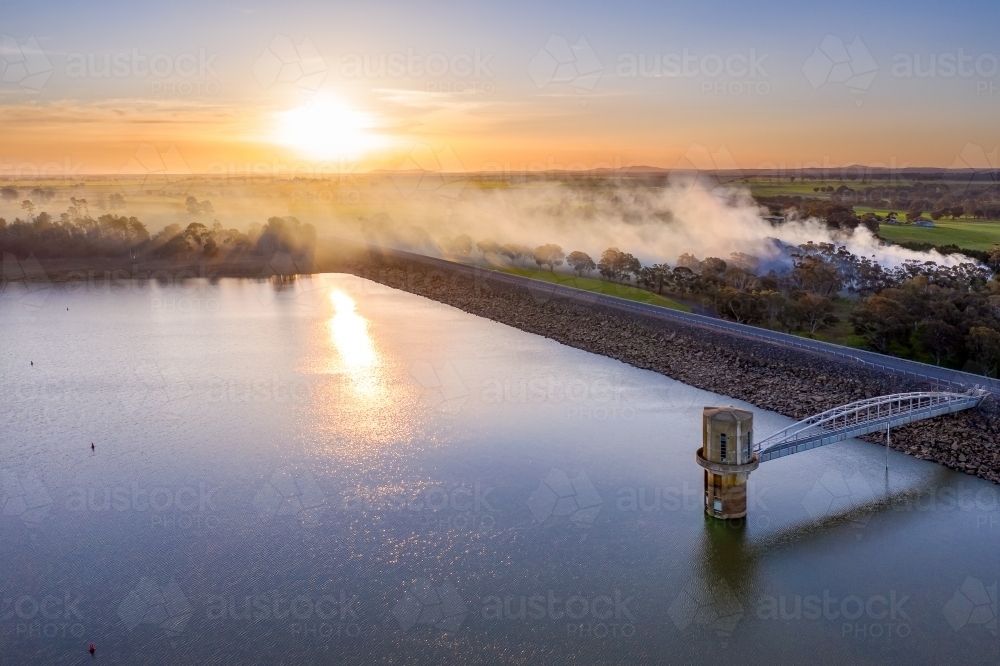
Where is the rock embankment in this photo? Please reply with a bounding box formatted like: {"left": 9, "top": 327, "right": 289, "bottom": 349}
{"left": 350, "top": 254, "right": 1000, "bottom": 484}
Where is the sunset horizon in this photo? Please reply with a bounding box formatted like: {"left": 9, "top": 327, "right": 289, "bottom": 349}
{"left": 3, "top": 1, "right": 999, "bottom": 175}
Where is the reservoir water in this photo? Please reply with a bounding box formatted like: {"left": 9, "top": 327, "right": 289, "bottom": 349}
{"left": 2, "top": 274, "right": 998, "bottom": 664}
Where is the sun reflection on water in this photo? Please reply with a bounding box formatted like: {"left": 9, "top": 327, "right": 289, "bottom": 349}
{"left": 329, "top": 290, "right": 380, "bottom": 396}
{"left": 300, "top": 284, "right": 429, "bottom": 462}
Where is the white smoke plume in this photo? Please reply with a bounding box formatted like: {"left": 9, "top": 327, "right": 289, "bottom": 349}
{"left": 426, "top": 179, "right": 970, "bottom": 271}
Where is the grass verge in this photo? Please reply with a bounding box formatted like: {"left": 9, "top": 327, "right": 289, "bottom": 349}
{"left": 494, "top": 266, "right": 692, "bottom": 312}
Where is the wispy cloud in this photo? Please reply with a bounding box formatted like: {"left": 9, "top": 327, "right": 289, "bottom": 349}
{"left": 376, "top": 88, "right": 493, "bottom": 112}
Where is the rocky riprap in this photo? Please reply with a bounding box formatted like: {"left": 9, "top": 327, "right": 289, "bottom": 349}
{"left": 349, "top": 254, "right": 1000, "bottom": 485}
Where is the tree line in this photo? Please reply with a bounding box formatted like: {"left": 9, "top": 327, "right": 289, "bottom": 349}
{"left": 460, "top": 235, "right": 1000, "bottom": 377}
{"left": 0, "top": 200, "right": 315, "bottom": 261}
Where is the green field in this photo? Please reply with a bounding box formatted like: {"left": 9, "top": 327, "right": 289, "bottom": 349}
{"left": 853, "top": 206, "right": 904, "bottom": 219}
{"left": 745, "top": 179, "right": 960, "bottom": 198}
{"left": 495, "top": 266, "right": 692, "bottom": 312}
{"left": 876, "top": 219, "right": 1000, "bottom": 251}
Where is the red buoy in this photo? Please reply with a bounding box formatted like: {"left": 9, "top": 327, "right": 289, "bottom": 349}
{"left": 88, "top": 642, "right": 96, "bottom": 655}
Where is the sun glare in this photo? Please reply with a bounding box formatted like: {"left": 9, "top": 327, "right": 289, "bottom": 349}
{"left": 274, "top": 97, "right": 385, "bottom": 160}
{"left": 328, "top": 290, "right": 381, "bottom": 398}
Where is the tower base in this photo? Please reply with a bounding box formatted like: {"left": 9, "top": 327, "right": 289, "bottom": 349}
{"left": 695, "top": 447, "right": 759, "bottom": 520}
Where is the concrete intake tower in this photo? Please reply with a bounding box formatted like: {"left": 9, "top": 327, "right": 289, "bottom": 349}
{"left": 696, "top": 406, "right": 759, "bottom": 519}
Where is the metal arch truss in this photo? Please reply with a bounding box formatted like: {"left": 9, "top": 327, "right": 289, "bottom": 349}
{"left": 755, "top": 391, "right": 988, "bottom": 463}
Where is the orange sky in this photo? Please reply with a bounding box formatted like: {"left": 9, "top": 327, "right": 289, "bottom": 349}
{"left": 2, "top": 94, "right": 995, "bottom": 178}
{"left": 2, "top": 6, "right": 998, "bottom": 179}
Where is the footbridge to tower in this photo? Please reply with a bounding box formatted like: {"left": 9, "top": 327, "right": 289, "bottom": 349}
{"left": 753, "top": 391, "right": 989, "bottom": 463}
{"left": 697, "top": 390, "right": 989, "bottom": 519}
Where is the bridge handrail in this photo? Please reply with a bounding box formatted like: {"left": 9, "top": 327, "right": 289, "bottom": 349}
{"left": 755, "top": 390, "right": 987, "bottom": 454}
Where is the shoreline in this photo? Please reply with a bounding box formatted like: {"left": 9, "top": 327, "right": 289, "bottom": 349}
{"left": 0, "top": 255, "right": 311, "bottom": 281}
{"left": 348, "top": 251, "right": 1000, "bottom": 485}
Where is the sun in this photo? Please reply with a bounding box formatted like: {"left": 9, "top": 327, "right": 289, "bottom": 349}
{"left": 273, "top": 96, "right": 386, "bottom": 161}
